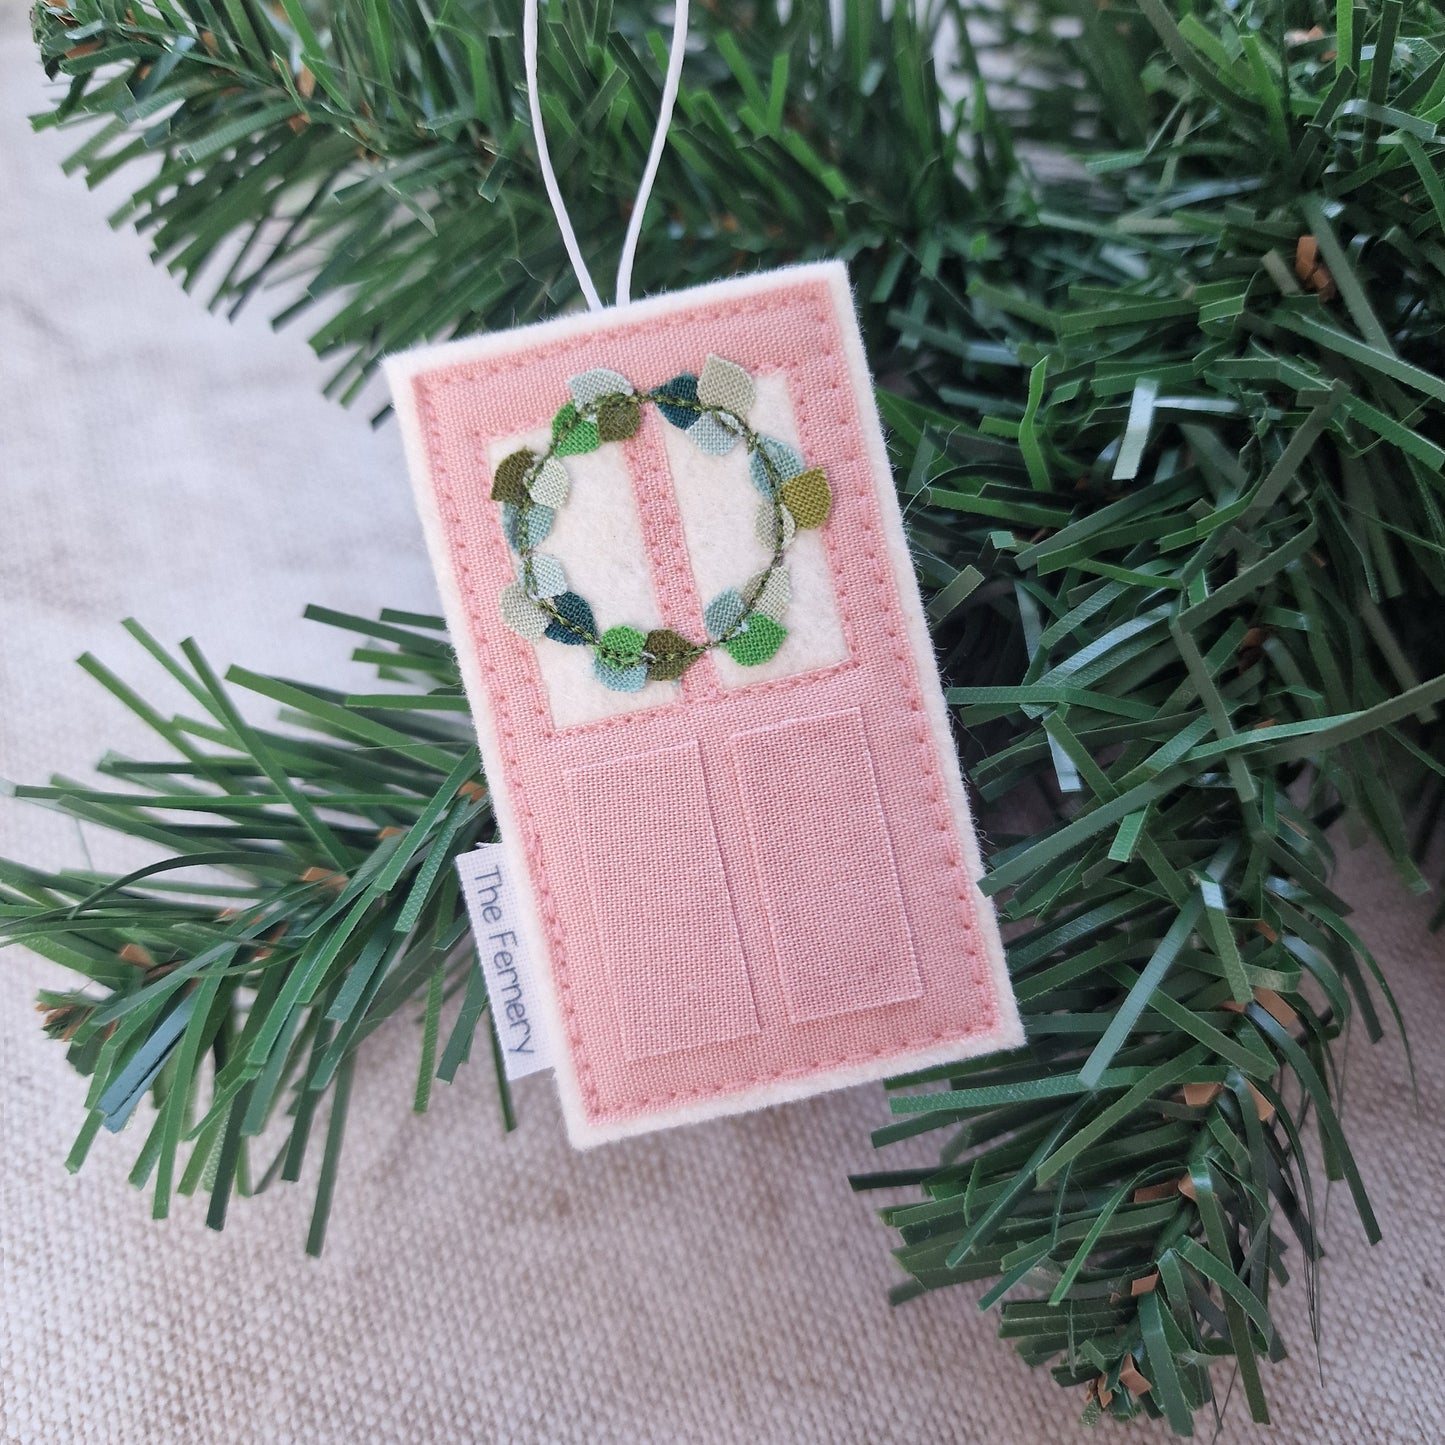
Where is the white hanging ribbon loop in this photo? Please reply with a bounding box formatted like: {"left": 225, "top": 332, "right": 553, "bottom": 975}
{"left": 523, "top": 0, "right": 689, "bottom": 311}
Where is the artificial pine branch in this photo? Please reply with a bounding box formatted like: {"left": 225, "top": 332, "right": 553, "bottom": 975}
{"left": 32, "top": 0, "right": 993, "bottom": 410}
{"left": 4, "top": 612, "right": 493, "bottom": 1255}
{"left": 10, "top": 0, "right": 1445, "bottom": 1433}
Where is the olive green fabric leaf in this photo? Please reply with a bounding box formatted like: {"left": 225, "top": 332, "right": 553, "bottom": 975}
{"left": 597, "top": 394, "right": 642, "bottom": 442}
{"left": 781, "top": 468, "right": 832, "bottom": 528}
{"left": 643, "top": 628, "right": 697, "bottom": 681}
{"left": 491, "top": 448, "right": 534, "bottom": 503}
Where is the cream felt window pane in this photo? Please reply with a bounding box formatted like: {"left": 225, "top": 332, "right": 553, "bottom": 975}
{"left": 661, "top": 372, "right": 848, "bottom": 689}
{"left": 486, "top": 429, "right": 668, "bottom": 730}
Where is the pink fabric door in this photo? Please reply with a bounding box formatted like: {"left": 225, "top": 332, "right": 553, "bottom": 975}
{"left": 397, "top": 266, "right": 1013, "bottom": 1138}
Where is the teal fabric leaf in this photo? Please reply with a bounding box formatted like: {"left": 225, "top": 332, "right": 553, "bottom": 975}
{"left": 568, "top": 367, "right": 632, "bottom": 408}
{"left": 704, "top": 588, "right": 746, "bottom": 639}
{"left": 749, "top": 436, "right": 805, "bottom": 495}
{"left": 524, "top": 553, "right": 566, "bottom": 598}
{"left": 655, "top": 373, "right": 699, "bottom": 428}
{"left": 690, "top": 412, "right": 743, "bottom": 455}
{"left": 502, "top": 501, "right": 554, "bottom": 550}
{"left": 592, "top": 654, "right": 649, "bottom": 692}
{"left": 543, "top": 591, "right": 596, "bottom": 646}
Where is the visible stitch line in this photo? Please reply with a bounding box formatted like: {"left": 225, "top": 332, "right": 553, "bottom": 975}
{"left": 498, "top": 369, "right": 815, "bottom": 689}
{"left": 586, "top": 1029, "right": 965, "bottom": 1110}
{"left": 436, "top": 293, "right": 812, "bottom": 388}
{"left": 430, "top": 299, "right": 997, "bottom": 1110}
{"left": 564, "top": 739, "right": 761, "bottom": 1061}
{"left": 547, "top": 658, "right": 859, "bottom": 740}
{"left": 728, "top": 707, "right": 923, "bottom": 1025}
{"left": 808, "top": 312, "right": 996, "bottom": 1016}
{"left": 418, "top": 281, "right": 1000, "bottom": 1118}
{"left": 624, "top": 411, "right": 718, "bottom": 707}
{"left": 419, "top": 378, "right": 600, "bottom": 1105}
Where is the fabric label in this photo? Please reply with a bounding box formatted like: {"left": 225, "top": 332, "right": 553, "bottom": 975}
{"left": 455, "top": 844, "right": 553, "bottom": 1080}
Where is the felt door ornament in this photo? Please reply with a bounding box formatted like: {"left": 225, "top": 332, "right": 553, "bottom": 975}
{"left": 387, "top": 261, "right": 1022, "bottom": 1146}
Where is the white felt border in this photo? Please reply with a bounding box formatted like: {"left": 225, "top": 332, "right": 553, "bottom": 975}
{"left": 386, "top": 261, "right": 1023, "bottom": 1149}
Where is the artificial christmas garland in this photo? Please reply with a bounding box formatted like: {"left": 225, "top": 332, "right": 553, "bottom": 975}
{"left": 7, "top": 0, "right": 1445, "bottom": 1433}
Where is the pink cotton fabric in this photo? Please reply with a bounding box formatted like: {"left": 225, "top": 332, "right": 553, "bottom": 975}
{"left": 566, "top": 740, "right": 760, "bottom": 1060}
{"left": 392, "top": 264, "right": 1017, "bottom": 1137}
{"left": 728, "top": 707, "right": 923, "bottom": 1024}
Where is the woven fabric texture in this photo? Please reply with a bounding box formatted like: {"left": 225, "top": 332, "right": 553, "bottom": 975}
{"left": 489, "top": 355, "right": 819, "bottom": 691}
{"left": 389, "top": 265, "right": 1022, "bottom": 1144}
{"left": 729, "top": 708, "right": 923, "bottom": 1022}
{"left": 565, "top": 740, "right": 760, "bottom": 1058}
{"left": 2, "top": 13, "right": 1443, "bottom": 1440}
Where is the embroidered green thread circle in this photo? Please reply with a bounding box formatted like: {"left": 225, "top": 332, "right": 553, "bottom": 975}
{"left": 492, "top": 354, "right": 833, "bottom": 693}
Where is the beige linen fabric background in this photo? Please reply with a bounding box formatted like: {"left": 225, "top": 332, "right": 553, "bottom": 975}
{"left": 2, "top": 8, "right": 1442, "bottom": 1441}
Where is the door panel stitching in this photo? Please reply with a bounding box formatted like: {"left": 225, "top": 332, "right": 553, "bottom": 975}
{"left": 415, "top": 283, "right": 998, "bottom": 1116}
